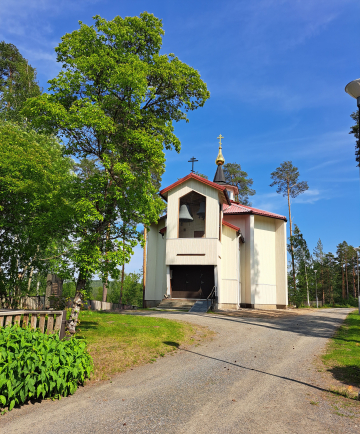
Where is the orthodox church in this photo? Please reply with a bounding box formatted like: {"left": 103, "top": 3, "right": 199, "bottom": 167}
{"left": 144, "top": 137, "right": 288, "bottom": 310}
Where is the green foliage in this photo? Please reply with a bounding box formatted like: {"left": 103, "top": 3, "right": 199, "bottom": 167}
{"left": 107, "top": 272, "right": 143, "bottom": 306}
{"left": 22, "top": 13, "right": 209, "bottom": 317}
{"left": 0, "top": 41, "right": 41, "bottom": 122}
{"left": 349, "top": 109, "right": 359, "bottom": 167}
{"left": 194, "top": 171, "right": 208, "bottom": 179}
{"left": 62, "top": 281, "right": 76, "bottom": 298}
{"left": 0, "top": 325, "right": 93, "bottom": 410}
{"left": 287, "top": 229, "right": 359, "bottom": 307}
{"left": 270, "top": 161, "right": 309, "bottom": 198}
{"left": 289, "top": 225, "right": 311, "bottom": 306}
{"left": 223, "top": 162, "right": 255, "bottom": 205}
{"left": 93, "top": 286, "right": 103, "bottom": 302}
{"left": 0, "top": 121, "right": 74, "bottom": 306}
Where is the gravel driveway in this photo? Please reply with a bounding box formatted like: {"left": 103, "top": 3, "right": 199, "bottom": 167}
{"left": 1, "top": 308, "right": 359, "bottom": 434}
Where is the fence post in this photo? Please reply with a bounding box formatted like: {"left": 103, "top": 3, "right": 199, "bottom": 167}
{"left": 59, "top": 310, "right": 67, "bottom": 340}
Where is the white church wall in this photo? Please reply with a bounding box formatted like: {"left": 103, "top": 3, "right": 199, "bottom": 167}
{"left": 253, "top": 216, "right": 276, "bottom": 306}
{"left": 275, "top": 219, "right": 288, "bottom": 307}
{"left": 166, "top": 179, "right": 220, "bottom": 240}
{"left": 219, "top": 224, "right": 239, "bottom": 306}
{"left": 145, "top": 223, "right": 158, "bottom": 302}
{"left": 166, "top": 238, "right": 218, "bottom": 265}
{"left": 145, "top": 221, "right": 167, "bottom": 305}
{"left": 222, "top": 214, "right": 250, "bottom": 305}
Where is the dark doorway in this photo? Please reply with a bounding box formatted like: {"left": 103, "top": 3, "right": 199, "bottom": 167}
{"left": 170, "top": 265, "right": 214, "bottom": 299}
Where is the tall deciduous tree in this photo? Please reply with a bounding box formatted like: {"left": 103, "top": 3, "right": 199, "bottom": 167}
{"left": 23, "top": 13, "right": 209, "bottom": 333}
{"left": 270, "top": 161, "right": 309, "bottom": 293}
{"left": 0, "top": 121, "right": 73, "bottom": 306}
{"left": 223, "top": 162, "right": 255, "bottom": 205}
{"left": 0, "top": 42, "right": 41, "bottom": 122}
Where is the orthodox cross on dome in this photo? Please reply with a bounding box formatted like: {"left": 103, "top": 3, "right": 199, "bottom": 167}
{"left": 215, "top": 134, "right": 225, "bottom": 166}
{"left": 188, "top": 156, "right": 198, "bottom": 173}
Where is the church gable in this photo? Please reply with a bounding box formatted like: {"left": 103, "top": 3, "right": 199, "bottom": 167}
{"left": 165, "top": 177, "right": 223, "bottom": 240}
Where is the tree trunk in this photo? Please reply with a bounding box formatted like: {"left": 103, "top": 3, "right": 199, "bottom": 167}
{"left": 287, "top": 186, "right": 296, "bottom": 292}
{"left": 353, "top": 266, "right": 356, "bottom": 298}
{"left": 67, "top": 273, "right": 86, "bottom": 335}
{"left": 342, "top": 263, "right": 345, "bottom": 299}
{"left": 327, "top": 267, "right": 330, "bottom": 304}
{"left": 320, "top": 264, "right": 324, "bottom": 304}
{"left": 304, "top": 263, "right": 310, "bottom": 306}
{"left": 143, "top": 227, "right": 147, "bottom": 308}
{"left": 102, "top": 223, "right": 110, "bottom": 303}
{"left": 119, "top": 263, "right": 125, "bottom": 307}
{"left": 102, "top": 279, "right": 108, "bottom": 303}
{"left": 27, "top": 266, "right": 34, "bottom": 292}
{"left": 345, "top": 255, "right": 349, "bottom": 299}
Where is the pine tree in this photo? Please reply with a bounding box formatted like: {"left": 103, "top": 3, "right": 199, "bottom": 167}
{"left": 223, "top": 162, "right": 255, "bottom": 205}
{"left": 270, "top": 161, "right": 309, "bottom": 294}
{"left": 290, "top": 225, "right": 311, "bottom": 306}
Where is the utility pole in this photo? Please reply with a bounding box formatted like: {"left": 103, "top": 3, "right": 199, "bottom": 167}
{"left": 314, "top": 269, "right": 318, "bottom": 308}
{"left": 355, "top": 247, "right": 360, "bottom": 314}
{"left": 302, "top": 248, "right": 310, "bottom": 307}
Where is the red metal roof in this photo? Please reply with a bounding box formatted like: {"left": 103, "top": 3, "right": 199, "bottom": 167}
{"left": 160, "top": 173, "right": 231, "bottom": 205}
{"left": 223, "top": 201, "right": 287, "bottom": 221}
{"left": 222, "top": 219, "right": 240, "bottom": 232}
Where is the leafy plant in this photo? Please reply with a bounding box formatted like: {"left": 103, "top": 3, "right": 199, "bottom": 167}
{"left": 0, "top": 325, "right": 93, "bottom": 410}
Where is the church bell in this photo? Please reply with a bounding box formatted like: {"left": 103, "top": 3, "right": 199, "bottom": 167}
{"left": 179, "top": 204, "right": 193, "bottom": 222}
{"left": 197, "top": 201, "right": 206, "bottom": 219}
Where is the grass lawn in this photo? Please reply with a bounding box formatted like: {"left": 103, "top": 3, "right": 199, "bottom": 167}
{"left": 76, "top": 310, "right": 211, "bottom": 382}
{"left": 322, "top": 310, "right": 360, "bottom": 389}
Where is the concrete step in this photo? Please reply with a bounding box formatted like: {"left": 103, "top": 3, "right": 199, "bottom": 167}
{"left": 157, "top": 299, "right": 197, "bottom": 310}
{"left": 189, "top": 299, "right": 212, "bottom": 313}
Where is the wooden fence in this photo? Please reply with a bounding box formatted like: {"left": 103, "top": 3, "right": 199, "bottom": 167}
{"left": 0, "top": 310, "right": 67, "bottom": 339}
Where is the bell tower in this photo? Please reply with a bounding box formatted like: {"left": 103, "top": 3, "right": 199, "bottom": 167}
{"left": 213, "top": 134, "right": 238, "bottom": 201}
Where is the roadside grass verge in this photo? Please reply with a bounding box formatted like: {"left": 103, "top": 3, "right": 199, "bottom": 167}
{"left": 76, "top": 311, "right": 211, "bottom": 381}
{"left": 322, "top": 310, "right": 360, "bottom": 391}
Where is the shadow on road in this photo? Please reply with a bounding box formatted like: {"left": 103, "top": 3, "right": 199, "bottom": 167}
{"left": 162, "top": 340, "right": 328, "bottom": 394}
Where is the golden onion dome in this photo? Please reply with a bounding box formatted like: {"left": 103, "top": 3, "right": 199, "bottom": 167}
{"left": 215, "top": 134, "right": 225, "bottom": 166}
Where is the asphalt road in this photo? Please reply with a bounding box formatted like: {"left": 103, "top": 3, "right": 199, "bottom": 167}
{"left": 1, "top": 308, "right": 359, "bottom": 434}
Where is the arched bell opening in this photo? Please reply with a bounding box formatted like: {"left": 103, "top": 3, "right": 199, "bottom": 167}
{"left": 178, "top": 191, "right": 206, "bottom": 239}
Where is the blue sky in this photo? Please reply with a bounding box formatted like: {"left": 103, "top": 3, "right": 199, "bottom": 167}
{"left": 1, "top": 0, "right": 359, "bottom": 273}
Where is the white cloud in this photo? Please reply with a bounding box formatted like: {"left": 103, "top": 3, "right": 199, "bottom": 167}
{"left": 292, "top": 189, "right": 322, "bottom": 204}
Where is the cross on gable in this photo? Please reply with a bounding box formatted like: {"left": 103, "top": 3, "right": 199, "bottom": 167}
{"left": 188, "top": 156, "right": 198, "bottom": 173}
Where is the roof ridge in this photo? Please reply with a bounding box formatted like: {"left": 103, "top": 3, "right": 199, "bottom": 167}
{"left": 230, "top": 200, "right": 284, "bottom": 217}
{"left": 160, "top": 172, "right": 231, "bottom": 205}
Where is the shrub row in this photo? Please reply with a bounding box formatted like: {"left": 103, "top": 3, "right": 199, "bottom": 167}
{"left": 0, "top": 325, "right": 93, "bottom": 410}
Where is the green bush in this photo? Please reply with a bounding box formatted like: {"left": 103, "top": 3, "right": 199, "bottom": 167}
{"left": 0, "top": 325, "right": 93, "bottom": 410}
